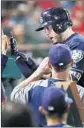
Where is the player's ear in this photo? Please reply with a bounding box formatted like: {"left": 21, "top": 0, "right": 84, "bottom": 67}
{"left": 48, "top": 60, "right": 52, "bottom": 69}
{"left": 39, "top": 106, "right": 47, "bottom": 116}
{"left": 71, "top": 59, "right": 73, "bottom": 67}
{"left": 65, "top": 104, "right": 71, "bottom": 112}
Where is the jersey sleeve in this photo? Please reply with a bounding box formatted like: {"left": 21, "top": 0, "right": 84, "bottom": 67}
{"left": 10, "top": 80, "right": 44, "bottom": 104}
{"left": 10, "top": 84, "right": 31, "bottom": 104}
{"left": 70, "top": 49, "right": 84, "bottom": 81}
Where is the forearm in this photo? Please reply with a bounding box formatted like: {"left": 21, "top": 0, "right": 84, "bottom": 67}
{"left": 11, "top": 68, "right": 43, "bottom": 101}
{"left": 16, "top": 68, "right": 43, "bottom": 88}
{"left": 11, "top": 57, "right": 50, "bottom": 101}
{"left": 11, "top": 57, "right": 50, "bottom": 97}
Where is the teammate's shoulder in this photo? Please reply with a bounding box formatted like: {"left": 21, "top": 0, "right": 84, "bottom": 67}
{"left": 75, "top": 34, "right": 84, "bottom": 43}
{"left": 69, "top": 33, "right": 84, "bottom": 50}
{"left": 31, "top": 78, "right": 57, "bottom": 88}
{"left": 30, "top": 79, "right": 49, "bottom": 88}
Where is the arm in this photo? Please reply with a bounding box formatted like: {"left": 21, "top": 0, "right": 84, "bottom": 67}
{"left": 70, "top": 49, "right": 84, "bottom": 87}
{"left": 13, "top": 57, "right": 51, "bottom": 88}
{"left": 11, "top": 57, "right": 51, "bottom": 101}
{"left": 76, "top": 85, "right": 84, "bottom": 105}
{"left": 10, "top": 67, "right": 43, "bottom": 102}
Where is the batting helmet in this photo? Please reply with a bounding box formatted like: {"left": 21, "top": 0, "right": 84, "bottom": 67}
{"left": 36, "top": 7, "right": 73, "bottom": 34}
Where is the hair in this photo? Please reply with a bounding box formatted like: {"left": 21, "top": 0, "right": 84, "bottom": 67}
{"left": 52, "top": 64, "right": 70, "bottom": 72}
{"left": 1, "top": 101, "right": 36, "bottom": 127}
{"left": 47, "top": 112, "right": 65, "bottom": 119}
{"left": 46, "top": 104, "right": 68, "bottom": 119}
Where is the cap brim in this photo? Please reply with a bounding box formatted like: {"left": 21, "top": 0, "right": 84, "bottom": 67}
{"left": 35, "top": 26, "right": 44, "bottom": 31}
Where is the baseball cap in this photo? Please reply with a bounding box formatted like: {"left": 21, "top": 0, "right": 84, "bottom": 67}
{"left": 49, "top": 44, "right": 72, "bottom": 68}
{"left": 36, "top": 7, "right": 71, "bottom": 31}
{"left": 42, "top": 86, "right": 73, "bottom": 114}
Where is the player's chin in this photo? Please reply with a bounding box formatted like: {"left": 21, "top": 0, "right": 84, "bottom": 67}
{"left": 49, "top": 38, "right": 56, "bottom": 44}
{"left": 52, "top": 40, "right": 58, "bottom": 44}
{"left": 51, "top": 38, "right": 58, "bottom": 44}
{"left": 53, "top": 41, "right": 58, "bottom": 44}
{"left": 48, "top": 37, "right": 58, "bottom": 44}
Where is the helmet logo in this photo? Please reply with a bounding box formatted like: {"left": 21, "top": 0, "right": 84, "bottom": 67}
{"left": 43, "top": 11, "right": 48, "bottom": 15}
{"left": 40, "top": 16, "right": 43, "bottom": 24}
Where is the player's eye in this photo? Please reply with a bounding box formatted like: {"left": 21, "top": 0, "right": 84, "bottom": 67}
{"left": 45, "top": 25, "right": 52, "bottom": 30}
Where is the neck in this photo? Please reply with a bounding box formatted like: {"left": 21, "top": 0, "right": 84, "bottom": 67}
{"left": 52, "top": 70, "right": 69, "bottom": 81}
{"left": 62, "top": 27, "right": 75, "bottom": 42}
{"left": 46, "top": 117, "right": 63, "bottom": 126}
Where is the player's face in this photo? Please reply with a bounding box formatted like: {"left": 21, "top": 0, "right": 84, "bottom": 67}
{"left": 44, "top": 26, "right": 62, "bottom": 44}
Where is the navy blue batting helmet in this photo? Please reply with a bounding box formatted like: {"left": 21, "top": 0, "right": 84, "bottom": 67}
{"left": 36, "top": 7, "right": 73, "bottom": 34}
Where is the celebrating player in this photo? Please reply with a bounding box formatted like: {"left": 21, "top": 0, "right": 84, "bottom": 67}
{"left": 36, "top": 7, "right": 84, "bottom": 87}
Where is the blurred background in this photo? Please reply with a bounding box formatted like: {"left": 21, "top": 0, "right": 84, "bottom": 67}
{"left": 1, "top": 0, "right": 84, "bottom": 97}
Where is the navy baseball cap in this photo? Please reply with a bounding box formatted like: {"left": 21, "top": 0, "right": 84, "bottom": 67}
{"left": 49, "top": 44, "right": 72, "bottom": 68}
{"left": 42, "top": 86, "right": 73, "bottom": 113}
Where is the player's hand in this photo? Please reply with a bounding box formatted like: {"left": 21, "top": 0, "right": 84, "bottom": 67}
{"left": 36, "top": 57, "right": 51, "bottom": 76}
{"left": 2, "top": 34, "right": 9, "bottom": 55}
{"left": 42, "top": 73, "right": 51, "bottom": 79}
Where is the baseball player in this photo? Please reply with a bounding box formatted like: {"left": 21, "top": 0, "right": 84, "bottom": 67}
{"left": 39, "top": 86, "right": 73, "bottom": 127}
{"left": 36, "top": 7, "right": 84, "bottom": 87}
{"left": 11, "top": 44, "right": 84, "bottom": 126}
{"left": 2, "top": 7, "right": 84, "bottom": 86}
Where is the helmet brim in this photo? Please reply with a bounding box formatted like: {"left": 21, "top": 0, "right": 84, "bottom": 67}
{"left": 35, "top": 22, "right": 50, "bottom": 31}
{"left": 35, "top": 26, "right": 44, "bottom": 31}
{"left": 35, "top": 21, "right": 53, "bottom": 31}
